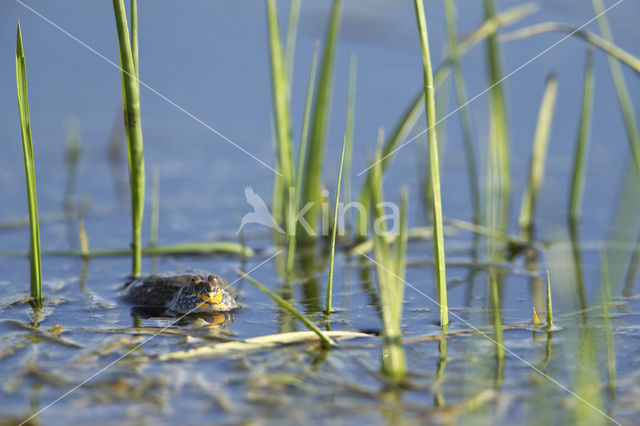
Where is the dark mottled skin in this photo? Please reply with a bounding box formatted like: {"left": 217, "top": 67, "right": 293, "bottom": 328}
{"left": 123, "top": 270, "right": 238, "bottom": 314}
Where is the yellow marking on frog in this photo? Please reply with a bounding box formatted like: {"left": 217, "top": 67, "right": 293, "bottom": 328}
{"left": 197, "top": 291, "right": 223, "bottom": 305}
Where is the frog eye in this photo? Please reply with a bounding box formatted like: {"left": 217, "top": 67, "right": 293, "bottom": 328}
{"left": 190, "top": 276, "right": 201, "bottom": 285}
{"left": 207, "top": 275, "right": 218, "bottom": 284}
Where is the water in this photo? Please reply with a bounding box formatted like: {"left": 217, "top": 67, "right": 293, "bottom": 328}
{"left": 1, "top": 0, "right": 640, "bottom": 424}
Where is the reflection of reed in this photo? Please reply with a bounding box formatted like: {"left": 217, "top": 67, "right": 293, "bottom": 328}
{"left": 106, "top": 106, "right": 128, "bottom": 206}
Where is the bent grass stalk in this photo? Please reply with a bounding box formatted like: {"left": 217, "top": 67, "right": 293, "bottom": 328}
{"left": 298, "top": 0, "right": 342, "bottom": 245}
{"left": 16, "top": 22, "right": 42, "bottom": 304}
{"left": 112, "top": 0, "right": 145, "bottom": 277}
{"left": 518, "top": 75, "right": 558, "bottom": 233}
{"left": 501, "top": 23, "right": 640, "bottom": 75}
{"left": 591, "top": 0, "right": 640, "bottom": 175}
{"left": 569, "top": 48, "right": 594, "bottom": 223}
{"left": 325, "top": 135, "right": 347, "bottom": 315}
{"left": 355, "top": 2, "right": 534, "bottom": 239}
{"left": 237, "top": 269, "right": 335, "bottom": 348}
{"left": 413, "top": 0, "right": 448, "bottom": 327}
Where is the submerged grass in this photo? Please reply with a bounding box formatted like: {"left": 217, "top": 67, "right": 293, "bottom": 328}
{"left": 546, "top": 270, "right": 553, "bottom": 328}
{"left": 518, "top": 75, "right": 558, "bottom": 233}
{"left": 16, "top": 22, "right": 42, "bottom": 304}
{"left": 568, "top": 48, "right": 594, "bottom": 223}
{"left": 368, "top": 151, "right": 408, "bottom": 379}
{"left": 414, "top": 0, "right": 448, "bottom": 327}
{"left": 237, "top": 269, "right": 336, "bottom": 348}
{"left": 112, "top": 0, "right": 145, "bottom": 276}
{"left": 298, "top": 0, "right": 342, "bottom": 244}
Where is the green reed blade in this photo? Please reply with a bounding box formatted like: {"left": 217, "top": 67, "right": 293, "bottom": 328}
{"left": 112, "top": 0, "right": 145, "bottom": 276}
{"left": 298, "top": 0, "right": 342, "bottom": 244}
{"left": 501, "top": 23, "right": 640, "bottom": 75}
{"left": 267, "top": 0, "right": 295, "bottom": 233}
{"left": 458, "top": 2, "right": 537, "bottom": 55}
{"left": 424, "top": 60, "right": 451, "bottom": 213}
{"left": 237, "top": 269, "right": 336, "bottom": 348}
{"left": 343, "top": 55, "right": 357, "bottom": 220}
{"left": 286, "top": 44, "right": 319, "bottom": 273}
{"left": 591, "top": 0, "right": 640, "bottom": 175}
{"left": 569, "top": 48, "right": 594, "bottom": 223}
{"left": 518, "top": 75, "right": 558, "bottom": 233}
{"left": 16, "top": 22, "right": 42, "bottom": 303}
{"left": 545, "top": 270, "right": 553, "bottom": 328}
{"left": 130, "top": 0, "right": 138, "bottom": 75}
{"left": 325, "top": 134, "right": 347, "bottom": 314}
{"left": 355, "top": 2, "right": 534, "bottom": 240}
{"left": 394, "top": 188, "right": 409, "bottom": 283}
{"left": 414, "top": 0, "right": 448, "bottom": 327}
{"left": 284, "top": 0, "right": 301, "bottom": 82}
{"left": 444, "top": 0, "right": 481, "bottom": 225}
{"left": 484, "top": 0, "right": 511, "bottom": 237}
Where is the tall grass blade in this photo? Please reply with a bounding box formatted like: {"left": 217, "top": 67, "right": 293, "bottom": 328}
{"left": 325, "top": 134, "right": 347, "bottom": 314}
{"left": 298, "top": 0, "right": 342, "bottom": 244}
{"left": 355, "top": 2, "right": 535, "bottom": 239}
{"left": 266, "top": 0, "right": 295, "bottom": 196}
{"left": 112, "top": 0, "right": 145, "bottom": 276}
{"left": 16, "top": 22, "right": 42, "bottom": 304}
{"left": 343, "top": 54, "right": 357, "bottom": 228}
{"left": 284, "top": 0, "right": 301, "bottom": 82}
{"left": 130, "top": 0, "right": 138, "bottom": 75}
{"left": 413, "top": 0, "right": 448, "bottom": 327}
{"left": 569, "top": 48, "right": 594, "bottom": 223}
{"left": 237, "top": 269, "right": 336, "bottom": 348}
{"left": 592, "top": 0, "right": 640, "bottom": 174}
{"left": 484, "top": 0, "right": 511, "bottom": 236}
{"left": 518, "top": 75, "right": 558, "bottom": 233}
{"left": 286, "top": 44, "right": 319, "bottom": 273}
{"left": 443, "top": 0, "right": 481, "bottom": 225}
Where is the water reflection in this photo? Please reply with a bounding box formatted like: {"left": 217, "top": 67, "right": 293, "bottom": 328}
{"left": 130, "top": 307, "right": 235, "bottom": 329}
